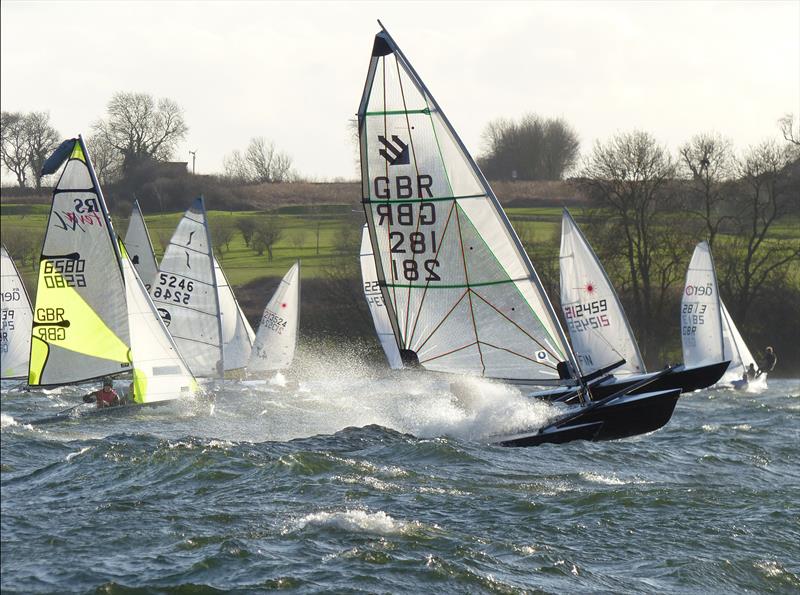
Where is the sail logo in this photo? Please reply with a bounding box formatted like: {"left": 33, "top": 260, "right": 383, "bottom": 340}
{"left": 685, "top": 284, "right": 713, "bottom": 296}
{"left": 157, "top": 308, "right": 172, "bottom": 327}
{"left": 53, "top": 210, "right": 105, "bottom": 232}
{"left": 378, "top": 135, "right": 409, "bottom": 165}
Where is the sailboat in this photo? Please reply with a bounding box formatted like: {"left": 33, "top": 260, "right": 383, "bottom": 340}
{"left": 682, "top": 242, "right": 765, "bottom": 391}
{"left": 247, "top": 261, "right": 300, "bottom": 374}
{"left": 150, "top": 197, "right": 224, "bottom": 378}
{"left": 1, "top": 245, "right": 33, "bottom": 380}
{"left": 359, "top": 225, "right": 402, "bottom": 369}
{"left": 560, "top": 208, "right": 646, "bottom": 377}
{"left": 125, "top": 199, "right": 159, "bottom": 290}
{"left": 26, "top": 136, "right": 197, "bottom": 421}
{"left": 214, "top": 256, "right": 256, "bottom": 376}
{"left": 357, "top": 24, "right": 688, "bottom": 446}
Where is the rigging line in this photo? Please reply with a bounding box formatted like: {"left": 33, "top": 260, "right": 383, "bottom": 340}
{"left": 414, "top": 289, "right": 470, "bottom": 353}
{"left": 395, "top": 54, "right": 419, "bottom": 345}
{"left": 456, "top": 206, "right": 485, "bottom": 375}
{"left": 470, "top": 288, "right": 562, "bottom": 362}
{"left": 407, "top": 201, "right": 457, "bottom": 346}
{"left": 477, "top": 340, "right": 559, "bottom": 371}
{"left": 419, "top": 340, "right": 478, "bottom": 364}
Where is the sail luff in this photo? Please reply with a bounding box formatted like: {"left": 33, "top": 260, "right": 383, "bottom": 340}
{"left": 125, "top": 199, "right": 159, "bottom": 289}
{"left": 206, "top": 210, "right": 225, "bottom": 377}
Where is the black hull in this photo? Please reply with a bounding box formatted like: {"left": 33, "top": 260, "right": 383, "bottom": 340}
{"left": 496, "top": 388, "right": 681, "bottom": 447}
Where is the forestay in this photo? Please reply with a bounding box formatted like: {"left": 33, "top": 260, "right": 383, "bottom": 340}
{"left": 1, "top": 245, "right": 33, "bottom": 379}
{"left": 360, "top": 225, "right": 403, "bottom": 369}
{"left": 29, "top": 137, "right": 131, "bottom": 386}
{"left": 124, "top": 199, "right": 159, "bottom": 290}
{"left": 214, "top": 257, "right": 255, "bottom": 372}
{"left": 151, "top": 197, "right": 223, "bottom": 377}
{"left": 559, "top": 209, "right": 645, "bottom": 376}
{"left": 120, "top": 241, "right": 198, "bottom": 403}
{"left": 358, "top": 26, "right": 575, "bottom": 382}
{"left": 248, "top": 262, "right": 300, "bottom": 373}
{"left": 681, "top": 241, "right": 724, "bottom": 368}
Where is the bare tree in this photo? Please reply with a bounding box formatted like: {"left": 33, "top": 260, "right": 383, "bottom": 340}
{"left": 24, "top": 112, "right": 60, "bottom": 190}
{"left": 223, "top": 149, "right": 250, "bottom": 183}
{"left": 289, "top": 229, "right": 307, "bottom": 252}
{"left": 718, "top": 140, "right": 800, "bottom": 324}
{"left": 478, "top": 114, "right": 580, "bottom": 180}
{"left": 678, "top": 133, "right": 736, "bottom": 250}
{"left": 223, "top": 137, "right": 294, "bottom": 183}
{"left": 211, "top": 218, "right": 236, "bottom": 255}
{"left": 778, "top": 113, "right": 799, "bottom": 147}
{"left": 93, "top": 91, "right": 188, "bottom": 173}
{"left": 578, "top": 131, "right": 678, "bottom": 358}
{"left": 85, "top": 133, "right": 122, "bottom": 186}
{"left": 1, "top": 111, "right": 30, "bottom": 187}
{"left": 251, "top": 216, "right": 283, "bottom": 261}
{"left": 236, "top": 217, "right": 257, "bottom": 247}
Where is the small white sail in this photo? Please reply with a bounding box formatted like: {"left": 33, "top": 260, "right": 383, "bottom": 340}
{"left": 681, "top": 242, "right": 724, "bottom": 368}
{"left": 360, "top": 225, "right": 403, "bottom": 369}
{"left": 559, "top": 209, "right": 645, "bottom": 376}
{"left": 248, "top": 262, "right": 300, "bottom": 372}
{"left": 29, "top": 137, "right": 132, "bottom": 386}
{"left": 720, "top": 300, "right": 761, "bottom": 383}
{"left": 357, "top": 27, "right": 576, "bottom": 382}
{"left": 151, "top": 197, "right": 223, "bottom": 378}
{"left": 214, "top": 256, "right": 255, "bottom": 372}
{"left": 1, "top": 245, "right": 33, "bottom": 379}
{"left": 120, "top": 241, "right": 198, "bottom": 403}
{"left": 124, "top": 199, "right": 159, "bottom": 290}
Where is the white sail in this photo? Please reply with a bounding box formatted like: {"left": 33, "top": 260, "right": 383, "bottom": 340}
{"left": 360, "top": 225, "right": 403, "bottom": 369}
{"left": 29, "top": 137, "right": 132, "bottom": 386}
{"left": 720, "top": 300, "right": 759, "bottom": 381}
{"left": 1, "top": 245, "right": 33, "bottom": 379}
{"left": 357, "top": 27, "right": 576, "bottom": 382}
{"left": 120, "top": 241, "right": 198, "bottom": 403}
{"left": 214, "top": 256, "right": 255, "bottom": 372}
{"left": 248, "top": 262, "right": 300, "bottom": 372}
{"left": 151, "top": 197, "right": 223, "bottom": 378}
{"left": 681, "top": 241, "right": 724, "bottom": 368}
{"left": 124, "top": 199, "right": 159, "bottom": 290}
{"left": 559, "top": 209, "right": 645, "bottom": 376}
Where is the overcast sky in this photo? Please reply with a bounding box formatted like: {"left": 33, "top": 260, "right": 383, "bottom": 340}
{"left": 2, "top": 1, "right": 798, "bottom": 182}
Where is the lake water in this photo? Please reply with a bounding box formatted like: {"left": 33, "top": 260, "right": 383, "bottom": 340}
{"left": 2, "top": 350, "right": 798, "bottom": 594}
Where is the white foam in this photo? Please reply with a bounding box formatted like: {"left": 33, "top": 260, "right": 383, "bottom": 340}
{"left": 66, "top": 447, "right": 91, "bottom": 462}
{"left": 288, "top": 509, "right": 415, "bottom": 535}
{"left": 1, "top": 413, "right": 17, "bottom": 428}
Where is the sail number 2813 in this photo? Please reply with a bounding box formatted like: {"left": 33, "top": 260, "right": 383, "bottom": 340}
{"left": 375, "top": 202, "right": 441, "bottom": 282}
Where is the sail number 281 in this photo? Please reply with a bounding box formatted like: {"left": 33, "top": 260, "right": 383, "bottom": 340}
{"left": 376, "top": 202, "right": 441, "bottom": 282}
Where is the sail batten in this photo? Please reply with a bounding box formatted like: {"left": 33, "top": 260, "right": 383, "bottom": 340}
{"left": 358, "top": 27, "right": 575, "bottom": 381}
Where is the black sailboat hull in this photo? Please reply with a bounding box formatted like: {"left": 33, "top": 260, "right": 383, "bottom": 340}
{"left": 26, "top": 400, "right": 177, "bottom": 426}
{"left": 496, "top": 388, "right": 681, "bottom": 447}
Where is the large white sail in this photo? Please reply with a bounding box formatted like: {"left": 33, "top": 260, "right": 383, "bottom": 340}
{"left": 1, "top": 245, "right": 33, "bottom": 379}
{"left": 681, "top": 241, "right": 724, "bottom": 368}
{"left": 720, "top": 300, "right": 759, "bottom": 382}
{"left": 559, "top": 209, "right": 645, "bottom": 376}
{"left": 248, "top": 262, "right": 300, "bottom": 373}
{"left": 125, "top": 199, "right": 159, "bottom": 290}
{"left": 151, "top": 197, "right": 223, "bottom": 378}
{"left": 357, "top": 27, "right": 576, "bottom": 382}
{"left": 214, "top": 256, "right": 255, "bottom": 372}
{"left": 360, "top": 225, "right": 403, "bottom": 369}
{"left": 120, "top": 241, "right": 198, "bottom": 403}
{"left": 29, "top": 137, "right": 132, "bottom": 386}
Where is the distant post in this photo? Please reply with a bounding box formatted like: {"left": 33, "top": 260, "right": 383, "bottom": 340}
{"left": 189, "top": 150, "right": 196, "bottom": 174}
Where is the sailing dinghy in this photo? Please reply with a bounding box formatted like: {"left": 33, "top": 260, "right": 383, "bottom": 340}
{"left": 25, "top": 136, "right": 198, "bottom": 424}
{"left": 247, "top": 261, "right": 300, "bottom": 375}
{"left": 681, "top": 242, "right": 765, "bottom": 391}
{"left": 357, "top": 24, "right": 685, "bottom": 446}
{"left": 1, "top": 245, "right": 33, "bottom": 380}
{"left": 214, "top": 256, "right": 256, "bottom": 376}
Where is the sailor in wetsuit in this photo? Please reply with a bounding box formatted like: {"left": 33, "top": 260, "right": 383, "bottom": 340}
{"left": 83, "top": 378, "right": 121, "bottom": 408}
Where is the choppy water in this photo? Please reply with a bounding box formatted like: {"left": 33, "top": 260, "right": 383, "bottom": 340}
{"left": 2, "top": 349, "right": 799, "bottom": 594}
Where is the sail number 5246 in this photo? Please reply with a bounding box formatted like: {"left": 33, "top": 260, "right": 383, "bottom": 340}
{"left": 153, "top": 273, "right": 194, "bottom": 305}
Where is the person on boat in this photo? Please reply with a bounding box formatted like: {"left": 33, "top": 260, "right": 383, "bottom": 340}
{"left": 82, "top": 378, "right": 121, "bottom": 408}
{"left": 762, "top": 346, "right": 777, "bottom": 373}
{"left": 746, "top": 363, "right": 757, "bottom": 381}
